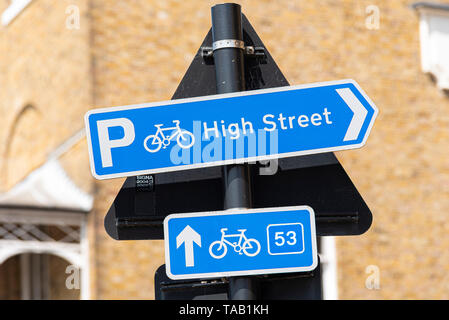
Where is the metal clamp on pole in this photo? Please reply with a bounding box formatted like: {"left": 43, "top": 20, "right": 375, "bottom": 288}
{"left": 212, "top": 39, "right": 245, "bottom": 51}
{"left": 211, "top": 3, "right": 258, "bottom": 300}
{"left": 201, "top": 44, "right": 265, "bottom": 59}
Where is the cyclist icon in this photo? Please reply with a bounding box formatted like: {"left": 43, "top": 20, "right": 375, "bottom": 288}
{"left": 143, "top": 120, "right": 195, "bottom": 153}
{"left": 209, "top": 228, "right": 261, "bottom": 259}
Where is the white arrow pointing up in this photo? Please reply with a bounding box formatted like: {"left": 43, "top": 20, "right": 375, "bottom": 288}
{"left": 336, "top": 88, "right": 368, "bottom": 142}
{"left": 176, "top": 225, "right": 201, "bottom": 267}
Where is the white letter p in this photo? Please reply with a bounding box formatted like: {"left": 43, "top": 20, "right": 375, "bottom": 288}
{"left": 97, "top": 118, "right": 135, "bottom": 167}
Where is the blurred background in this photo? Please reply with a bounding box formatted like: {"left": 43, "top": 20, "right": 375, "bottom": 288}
{"left": 0, "top": 0, "right": 448, "bottom": 299}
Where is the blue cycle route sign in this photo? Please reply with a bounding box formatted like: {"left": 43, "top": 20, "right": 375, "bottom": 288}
{"left": 163, "top": 206, "right": 317, "bottom": 280}
{"left": 85, "top": 79, "right": 378, "bottom": 179}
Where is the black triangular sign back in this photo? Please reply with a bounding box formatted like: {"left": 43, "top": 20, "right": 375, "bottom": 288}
{"left": 104, "top": 14, "right": 372, "bottom": 240}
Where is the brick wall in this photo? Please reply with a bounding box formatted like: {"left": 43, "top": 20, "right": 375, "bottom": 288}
{"left": 90, "top": 0, "right": 449, "bottom": 299}
{"left": 0, "top": 0, "right": 93, "bottom": 298}
{"left": 0, "top": 0, "right": 92, "bottom": 190}
{"left": 1, "top": 0, "right": 448, "bottom": 299}
{"left": 335, "top": 0, "right": 449, "bottom": 299}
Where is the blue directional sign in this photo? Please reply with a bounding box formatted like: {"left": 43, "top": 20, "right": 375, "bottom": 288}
{"left": 85, "top": 79, "right": 378, "bottom": 179}
{"left": 163, "top": 206, "right": 317, "bottom": 280}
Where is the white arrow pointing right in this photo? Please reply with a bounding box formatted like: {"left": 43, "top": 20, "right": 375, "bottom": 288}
{"left": 176, "top": 225, "right": 202, "bottom": 267}
{"left": 336, "top": 88, "right": 368, "bottom": 142}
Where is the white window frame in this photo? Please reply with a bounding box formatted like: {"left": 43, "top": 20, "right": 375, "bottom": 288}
{"left": 1, "top": 0, "right": 33, "bottom": 26}
{"left": 413, "top": 2, "right": 449, "bottom": 90}
{"left": 319, "top": 236, "right": 338, "bottom": 300}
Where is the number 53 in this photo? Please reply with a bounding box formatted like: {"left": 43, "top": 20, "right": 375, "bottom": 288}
{"left": 274, "top": 231, "right": 297, "bottom": 246}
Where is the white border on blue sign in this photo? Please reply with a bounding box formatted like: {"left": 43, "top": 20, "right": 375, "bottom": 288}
{"left": 163, "top": 205, "right": 318, "bottom": 280}
{"left": 85, "top": 79, "right": 379, "bottom": 180}
{"left": 266, "top": 222, "right": 305, "bottom": 255}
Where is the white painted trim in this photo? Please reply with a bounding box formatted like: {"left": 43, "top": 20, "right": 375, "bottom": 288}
{"left": 415, "top": 7, "right": 449, "bottom": 90}
{"left": 79, "top": 221, "right": 90, "bottom": 300}
{"left": 31, "top": 253, "right": 41, "bottom": 299}
{"left": 320, "top": 236, "right": 338, "bottom": 300}
{"left": 47, "top": 129, "right": 86, "bottom": 161}
{"left": 1, "top": 0, "right": 33, "bottom": 26}
{"left": 419, "top": 12, "right": 431, "bottom": 73}
{"left": 20, "top": 253, "right": 31, "bottom": 300}
{"left": 0, "top": 208, "right": 86, "bottom": 226}
{"left": 267, "top": 223, "right": 305, "bottom": 255}
{"left": 0, "top": 159, "right": 94, "bottom": 211}
{"left": 0, "top": 240, "right": 81, "bottom": 266}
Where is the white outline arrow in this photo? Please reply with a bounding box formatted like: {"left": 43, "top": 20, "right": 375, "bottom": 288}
{"left": 176, "top": 225, "right": 201, "bottom": 267}
{"left": 336, "top": 88, "right": 368, "bottom": 142}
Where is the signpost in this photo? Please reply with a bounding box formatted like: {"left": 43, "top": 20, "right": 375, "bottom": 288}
{"left": 210, "top": 3, "right": 255, "bottom": 300}
{"left": 164, "top": 206, "right": 317, "bottom": 280}
{"left": 85, "top": 80, "right": 377, "bottom": 180}
{"left": 84, "top": 2, "right": 379, "bottom": 300}
{"left": 104, "top": 12, "right": 374, "bottom": 241}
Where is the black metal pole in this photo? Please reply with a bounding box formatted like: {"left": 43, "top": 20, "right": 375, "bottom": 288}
{"left": 211, "top": 3, "right": 258, "bottom": 300}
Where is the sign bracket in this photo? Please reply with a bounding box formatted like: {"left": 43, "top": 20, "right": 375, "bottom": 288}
{"left": 201, "top": 45, "right": 265, "bottom": 59}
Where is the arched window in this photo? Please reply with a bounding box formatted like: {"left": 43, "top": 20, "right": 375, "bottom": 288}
{"left": 3, "top": 104, "right": 49, "bottom": 189}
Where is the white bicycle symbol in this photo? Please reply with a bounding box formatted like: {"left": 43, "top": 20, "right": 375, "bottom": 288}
{"left": 143, "top": 120, "right": 195, "bottom": 153}
{"left": 209, "top": 228, "right": 261, "bottom": 259}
